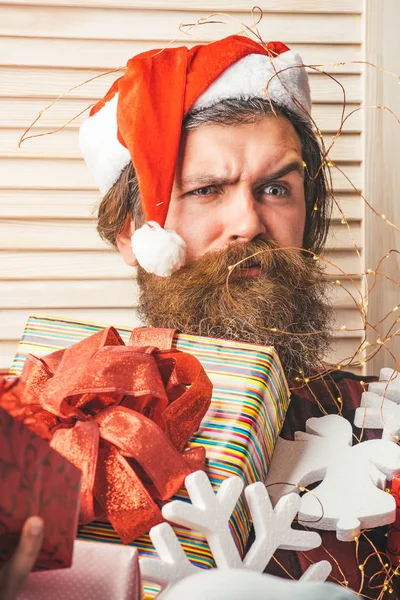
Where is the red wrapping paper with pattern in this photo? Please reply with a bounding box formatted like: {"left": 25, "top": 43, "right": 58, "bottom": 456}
{"left": 387, "top": 476, "right": 400, "bottom": 566}
{"left": 0, "top": 406, "right": 81, "bottom": 570}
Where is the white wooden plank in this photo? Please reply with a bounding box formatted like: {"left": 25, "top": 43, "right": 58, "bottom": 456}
{"left": 321, "top": 133, "right": 361, "bottom": 162}
{"left": 0, "top": 280, "right": 139, "bottom": 308}
{"left": 0, "top": 189, "right": 364, "bottom": 221}
{"left": 0, "top": 248, "right": 363, "bottom": 279}
{"left": 0, "top": 6, "right": 362, "bottom": 44}
{"left": 0, "top": 37, "right": 363, "bottom": 72}
{"left": 0, "top": 341, "right": 21, "bottom": 371}
{"left": 311, "top": 106, "right": 362, "bottom": 133}
{"left": 0, "top": 189, "right": 100, "bottom": 218}
{"left": 2, "top": 1, "right": 362, "bottom": 13}
{"left": 326, "top": 221, "right": 362, "bottom": 250}
{"left": 323, "top": 250, "right": 364, "bottom": 276}
{"left": 329, "top": 278, "right": 365, "bottom": 309}
{"left": 0, "top": 220, "right": 108, "bottom": 250}
{"left": 334, "top": 307, "right": 365, "bottom": 331}
{"left": 0, "top": 67, "right": 362, "bottom": 104}
{"left": 0, "top": 190, "right": 364, "bottom": 220}
{"left": 0, "top": 98, "right": 362, "bottom": 133}
{"left": 0, "top": 219, "right": 362, "bottom": 251}
{"left": 325, "top": 335, "right": 365, "bottom": 367}
{"left": 1, "top": 128, "right": 362, "bottom": 163}
{"left": 0, "top": 158, "right": 362, "bottom": 191}
{"left": 0, "top": 158, "right": 99, "bottom": 190}
{"left": 0, "top": 98, "right": 92, "bottom": 128}
{"left": 0, "top": 308, "right": 143, "bottom": 340}
{"left": 0, "top": 276, "right": 361, "bottom": 314}
{"left": 0, "top": 251, "right": 133, "bottom": 279}
{"left": 364, "top": 0, "right": 400, "bottom": 376}
{"left": 0, "top": 128, "right": 81, "bottom": 158}
{"left": 330, "top": 164, "right": 362, "bottom": 192}
{"left": 331, "top": 195, "right": 363, "bottom": 220}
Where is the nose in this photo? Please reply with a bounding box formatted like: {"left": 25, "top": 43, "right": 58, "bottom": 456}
{"left": 224, "top": 188, "right": 267, "bottom": 243}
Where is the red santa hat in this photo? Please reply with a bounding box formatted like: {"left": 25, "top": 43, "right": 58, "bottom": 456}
{"left": 79, "top": 35, "right": 311, "bottom": 277}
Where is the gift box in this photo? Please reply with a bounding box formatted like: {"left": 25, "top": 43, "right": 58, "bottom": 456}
{"left": 18, "top": 540, "right": 141, "bottom": 600}
{"left": 0, "top": 404, "right": 81, "bottom": 571}
{"left": 11, "top": 314, "right": 290, "bottom": 598}
{"left": 387, "top": 476, "right": 400, "bottom": 566}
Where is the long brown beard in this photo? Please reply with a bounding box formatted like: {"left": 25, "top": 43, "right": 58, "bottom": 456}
{"left": 137, "top": 240, "right": 334, "bottom": 380}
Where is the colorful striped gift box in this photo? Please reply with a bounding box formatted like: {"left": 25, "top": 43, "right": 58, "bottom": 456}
{"left": 11, "top": 314, "right": 290, "bottom": 598}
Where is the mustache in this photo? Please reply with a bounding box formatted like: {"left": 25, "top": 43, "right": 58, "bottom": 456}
{"left": 169, "top": 239, "right": 309, "bottom": 288}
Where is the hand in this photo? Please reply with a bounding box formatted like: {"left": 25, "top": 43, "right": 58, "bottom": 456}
{"left": 0, "top": 517, "right": 44, "bottom": 600}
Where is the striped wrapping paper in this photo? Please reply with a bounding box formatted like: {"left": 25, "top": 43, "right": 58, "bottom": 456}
{"left": 11, "top": 315, "right": 290, "bottom": 598}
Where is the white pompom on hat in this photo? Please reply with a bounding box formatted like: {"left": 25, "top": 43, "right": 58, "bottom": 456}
{"left": 79, "top": 37, "right": 311, "bottom": 277}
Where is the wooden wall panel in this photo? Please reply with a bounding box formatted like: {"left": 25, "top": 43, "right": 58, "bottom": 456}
{"left": 3, "top": 1, "right": 362, "bottom": 12}
{"left": 364, "top": 0, "right": 400, "bottom": 374}
{"left": 0, "top": 0, "right": 366, "bottom": 372}
{"left": 0, "top": 6, "right": 361, "bottom": 43}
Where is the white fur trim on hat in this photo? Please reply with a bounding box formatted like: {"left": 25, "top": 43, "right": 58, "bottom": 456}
{"left": 192, "top": 51, "right": 311, "bottom": 117}
{"left": 79, "top": 93, "right": 131, "bottom": 195}
{"left": 131, "top": 221, "right": 187, "bottom": 277}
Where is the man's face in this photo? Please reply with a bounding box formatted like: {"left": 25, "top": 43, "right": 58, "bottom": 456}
{"left": 136, "top": 113, "right": 332, "bottom": 380}
{"left": 167, "top": 115, "right": 306, "bottom": 263}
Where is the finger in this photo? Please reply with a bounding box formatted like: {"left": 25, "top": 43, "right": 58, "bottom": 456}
{"left": 1, "top": 516, "right": 44, "bottom": 599}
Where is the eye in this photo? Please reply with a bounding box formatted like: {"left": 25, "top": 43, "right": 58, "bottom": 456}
{"left": 189, "top": 185, "right": 217, "bottom": 197}
{"left": 263, "top": 184, "right": 288, "bottom": 197}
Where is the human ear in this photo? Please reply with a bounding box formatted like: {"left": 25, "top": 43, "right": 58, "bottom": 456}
{"left": 116, "top": 217, "right": 138, "bottom": 266}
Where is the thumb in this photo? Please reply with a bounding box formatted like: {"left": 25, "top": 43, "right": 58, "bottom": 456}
{"left": 0, "top": 516, "right": 44, "bottom": 600}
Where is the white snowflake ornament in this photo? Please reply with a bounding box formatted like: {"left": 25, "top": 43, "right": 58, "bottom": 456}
{"left": 158, "top": 569, "right": 356, "bottom": 600}
{"left": 354, "top": 368, "right": 400, "bottom": 440}
{"left": 140, "top": 470, "right": 331, "bottom": 596}
{"left": 265, "top": 414, "right": 400, "bottom": 541}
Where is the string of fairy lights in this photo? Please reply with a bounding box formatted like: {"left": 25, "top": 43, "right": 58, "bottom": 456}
{"left": 16, "top": 7, "right": 400, "bottom": 598}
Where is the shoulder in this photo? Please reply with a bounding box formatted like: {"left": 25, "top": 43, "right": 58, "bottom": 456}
{"left": 280, "top": 370, "right": 378, "bottom": 441}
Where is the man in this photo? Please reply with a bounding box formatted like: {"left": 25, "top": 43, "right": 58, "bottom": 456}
{"left": 80, "top": 34, "right": 388, "bottom": 594}
{"left": 87, "top": 36, "right": 333, "bottom": 382}
{"left": 0, "top": 34, "right": 392, "bottom": 597}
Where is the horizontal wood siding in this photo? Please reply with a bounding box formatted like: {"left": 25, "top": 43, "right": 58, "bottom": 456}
{"left": 0, "top": 1, "right": 365, "bottom": 372}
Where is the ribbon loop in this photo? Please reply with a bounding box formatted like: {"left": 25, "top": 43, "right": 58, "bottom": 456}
{"left": 0, "top": 327, "right": 212, "bottom": 543}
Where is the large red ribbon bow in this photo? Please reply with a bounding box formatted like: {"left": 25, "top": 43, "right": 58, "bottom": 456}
{"left": 0, "top": 327, "right": 212, "bottom": 543}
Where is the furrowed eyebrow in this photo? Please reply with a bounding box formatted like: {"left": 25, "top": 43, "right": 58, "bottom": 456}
{"left": 261, "top": 160, "right": 304, "bottom": 183}
{"left": 178, "top": 175, "right": 233, "bottom": 189}
{"left": 178, "top": 160, "right": 304, "bottom": 191}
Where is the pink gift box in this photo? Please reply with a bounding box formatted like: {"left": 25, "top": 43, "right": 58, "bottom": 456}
{"left": 18, "top": 540, "right": 141, "bottom": 600}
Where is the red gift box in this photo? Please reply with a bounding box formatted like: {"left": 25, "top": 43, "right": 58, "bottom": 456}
{"left": 0, "top": 405, "right": 81, "bottom": 571}
{"left": 387, "top": 476, "right": 400, "bottom": 566}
